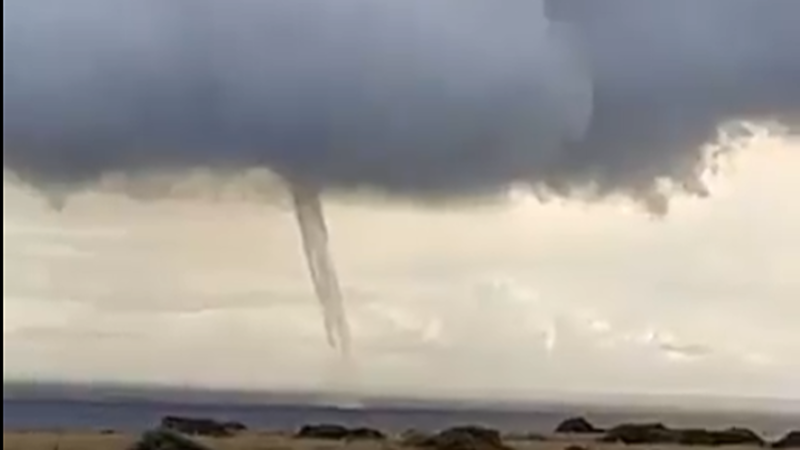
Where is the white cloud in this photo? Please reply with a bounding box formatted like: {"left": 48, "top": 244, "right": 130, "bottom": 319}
{"left": 2, "top": 136, "right": 799, "bottom": 400}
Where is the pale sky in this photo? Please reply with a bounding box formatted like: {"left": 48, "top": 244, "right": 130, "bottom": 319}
{"left": 3, "top": 133, "right": 799, "bottom": 401}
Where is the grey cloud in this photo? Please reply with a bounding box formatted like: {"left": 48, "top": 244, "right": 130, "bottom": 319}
{"left": 4, "top": 0, "right": 798, "bottom": 210}
{"left": 8, "top": 325, "right": 142, "bottom": 342}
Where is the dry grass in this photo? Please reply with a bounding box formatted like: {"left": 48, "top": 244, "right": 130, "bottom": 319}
{"left": 2, "top": 432, "right": 766, "bottom": 450}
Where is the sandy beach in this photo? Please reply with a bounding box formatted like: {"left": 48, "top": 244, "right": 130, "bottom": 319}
{"left": 0, "top": 431, "right": 726, "bottom": 450}
{"left": 6, "top": 424, "right": 798, "bottom": 450}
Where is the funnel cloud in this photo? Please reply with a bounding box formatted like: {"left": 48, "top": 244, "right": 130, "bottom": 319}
{"left": 290, "top": 181, "right": 351, "bottom": 357}
{"left": 4, "top": 0, "right": 800, "bottom": 354}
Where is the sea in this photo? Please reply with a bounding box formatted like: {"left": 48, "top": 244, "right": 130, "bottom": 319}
{"left": 3, "top": 383, "right": 799, "bottom": 439}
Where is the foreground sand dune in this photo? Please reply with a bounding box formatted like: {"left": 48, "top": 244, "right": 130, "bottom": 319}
{"left": 0, "top": 431, "right": 768, "bottom": 450}
{"left": 5, "top": 419, "right": 797, "bottom": 450}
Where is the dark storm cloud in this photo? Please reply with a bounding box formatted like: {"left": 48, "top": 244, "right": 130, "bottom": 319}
{"left": 3, "top": 0, "right": 799, "bottom": 208}
{"left": 546, "top": 0, "right": 800, "bottom": 206}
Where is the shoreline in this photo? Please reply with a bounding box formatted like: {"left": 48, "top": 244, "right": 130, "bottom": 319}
{"left": 5, "top": 403, "right": 798, "bottom": 439}
{"left": 4, "top": 416, "right": 799, "bottom": 450}
{"left": 3, "top": 429, "right": 798, "bottom": 450}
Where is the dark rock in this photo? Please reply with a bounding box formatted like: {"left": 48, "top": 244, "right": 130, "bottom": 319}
{"left": 601, "top": 423, "right": 765, "bottom": 446}
{"left": 565, "top": 445, "right": 590, "bottom": 450}
{"left": 773, "top": 431, "right": 800, "bottom": 449}
{"left": 556, "top": 417, "right": 602, "bottom": 434}
{"left": 160, "top": 416, "right": 241, "bottom": 437}
{"left": 600, "top": 423, "right": 678, "bottom": 444}
{"left": 347, "top": 427, "right": 387, "bottom": 440}
{"left": 717, "top": 428, "right": 765, "bottom": 446}
{"left": 296, "top": 424, "right": 351, "bottom": 440}
{"left": 129, "top": 429, "right": 213, "bottom": 450}
{"left": 415, "top": 426, "right": 509, "bottom": 450}
{"left": 295, "top": 424, "right": 385, "bottom": 441}
{"left": 678, "top": 427, "right": 764, "bottom": 446}
{"left": 678, "top": 429, "right": 729, "bottom": 446}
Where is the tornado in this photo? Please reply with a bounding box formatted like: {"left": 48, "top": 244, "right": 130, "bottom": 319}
{"left": 289, "top": 181, "right": 351, "bottom": 358}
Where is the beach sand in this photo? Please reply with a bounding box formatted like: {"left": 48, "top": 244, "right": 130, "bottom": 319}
{"left": 0, "top": 431, "right": 766, "bottom": 450}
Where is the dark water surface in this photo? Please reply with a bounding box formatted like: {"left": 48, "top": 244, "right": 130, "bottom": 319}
{"left": 4, "top": 397, "right": 798, "bottom": 439}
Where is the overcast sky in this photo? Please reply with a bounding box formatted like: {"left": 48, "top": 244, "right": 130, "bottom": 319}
{"left": 3, "top": 133, "right": 799, "bottom": 401}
